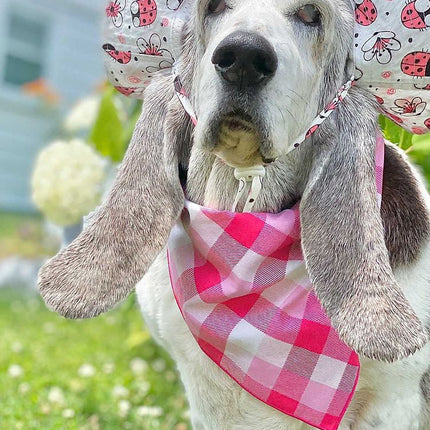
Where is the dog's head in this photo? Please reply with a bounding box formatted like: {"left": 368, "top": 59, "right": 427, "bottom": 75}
{"left": 39, "top": 0, "right": 428, "bottom": 362}
{"left": 190, "top": 0, "right": 353, "bottom": 167}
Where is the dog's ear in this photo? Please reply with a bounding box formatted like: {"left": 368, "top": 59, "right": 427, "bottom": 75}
{"left": 300, "top": 89, "right": 428, "bottom": 362}
{"left": 38, "top": 77, "right": 190, "bottom": 319}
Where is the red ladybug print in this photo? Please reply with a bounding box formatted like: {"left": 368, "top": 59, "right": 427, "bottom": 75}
{"left": 355, "top": 0, "right": 378, "bottom": 26}
{"left": 106, "top": 0, "right": 126, "bottom": 28}
{"left": 103, "top": 44, "right": 132, "bottom": 64}
{"left": 137, "top": 34, "right": 173, "bottom": 60}
{"left": 401, "top": 51, "right": 430, "bottom": 77}
{"left": 425, "top": 118, "right": 430, "bottom": 129}
{"left": 131, "top": 0, "right": 157, "bottom": 27}
{"left": 402, "top": 0, "right": 430, "bottom": 30}
{"left": 115, "top": 86, "right": 137, "bottom": 96}
{"left": 391, "top": 97, "right": 427, "bottom": 116}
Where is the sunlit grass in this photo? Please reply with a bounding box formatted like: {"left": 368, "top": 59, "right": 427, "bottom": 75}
{"left": 0, "top": 289, "right": 190, "bottom": 430}
{"left": 0, "top": 212, "right": 57, "bottom": 259}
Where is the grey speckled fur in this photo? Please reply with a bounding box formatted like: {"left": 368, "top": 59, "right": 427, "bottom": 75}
{"left": 300, "top": 90, "right": 427, "bottom": 362}
{"left": 38, "top": 78, "right": 187, "bottom": 319}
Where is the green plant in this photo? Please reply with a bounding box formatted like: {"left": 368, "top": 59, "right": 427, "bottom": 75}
{"left": 0, "top": 290, "right": 191, "bottom": 430}
{"left": 380, "top": 116, "right": 430, "bottom": 185}
{"left": 89, "top": 86, "right": 142, "bottom": 163}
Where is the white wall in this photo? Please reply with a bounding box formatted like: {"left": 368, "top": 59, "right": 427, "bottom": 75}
{"left": 0, "top": 0, "right": 106, "bottom": 212}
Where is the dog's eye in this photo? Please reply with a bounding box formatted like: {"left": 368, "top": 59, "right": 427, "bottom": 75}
{"left": 208, "top": 0, "right": 227, "bottom": 14}
{"left": 295, "top": 4, "right": 321, "bottom": 26}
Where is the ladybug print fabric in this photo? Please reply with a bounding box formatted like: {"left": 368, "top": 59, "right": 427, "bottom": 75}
{"left": 355, "top": 0, "right": 378, "bottom": 26}
{"left": 131, "top": 0, "right": 157, "bottom": 27}
{"left": 354, "top": 0, "right": 430, "bottom": 134}
{"left": 103, "top": 0, "right": 430, "bottom": 134}
{"left": 103, "top": 0, "right": 192, "bottom": 99}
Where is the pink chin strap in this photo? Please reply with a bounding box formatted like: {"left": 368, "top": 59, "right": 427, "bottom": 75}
{"left": 174, "top": 75, "right": 356, "bottom": 152}
{"left": 174, "top": 74, "right": 356, "bottom": 212}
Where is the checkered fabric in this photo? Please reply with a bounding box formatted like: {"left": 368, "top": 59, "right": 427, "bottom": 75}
{"left": 167, "top": 134, "right": 385, "bottom": 430}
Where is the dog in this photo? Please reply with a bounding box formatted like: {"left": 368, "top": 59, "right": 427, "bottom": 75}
{"left": 135, "top": 0, "right": 430, "bottom": 427}
{"left": 39, "top": 0, "right": 430, "bottom": 428}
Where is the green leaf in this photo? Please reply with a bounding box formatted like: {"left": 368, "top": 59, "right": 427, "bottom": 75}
{"left": 411, "top": 132, "right": 430, "bottom": 152}
{"left": 407, "top": 133, "right": 430, "bottom": 187}
{"left": 379, "top": 115, "right": 413, "bottom": 150}
{"left": 89, "top": 87, "right": 125, "bottom": 163}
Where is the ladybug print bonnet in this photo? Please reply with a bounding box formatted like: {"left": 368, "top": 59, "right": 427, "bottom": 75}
{"left": 103, "top": 0, "right": 430, "bottom": 133}
{"left": 354, "top": 0, "right": 430, "bottom": 133}
{"left": 103, "top": 0, "right": 192, "bottom": 99}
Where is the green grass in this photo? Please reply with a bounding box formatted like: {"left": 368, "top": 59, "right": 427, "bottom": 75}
{"left": 0, "top": 212, "right": 57, "bottom": 259}
{"left": 0, "top": 289, "right": 191, "bottom": 430}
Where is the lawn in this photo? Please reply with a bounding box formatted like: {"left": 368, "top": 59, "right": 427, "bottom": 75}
{"left": 0, "top": 288, "right": 191, "bottom": 430}
{"left": 0, "top": 212, "right": 58, "bottom": 259}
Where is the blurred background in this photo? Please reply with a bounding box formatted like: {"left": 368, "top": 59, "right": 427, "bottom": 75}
{"left": 0, "top": 0, "right": 429, "bottom": 429}
{"left": 0, "top": 0, "right": 190, "bottom": 429}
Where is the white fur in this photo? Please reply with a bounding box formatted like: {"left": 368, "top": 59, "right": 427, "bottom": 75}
{"left": 137, "top": 235, "right": 430, "bottom": 429}
{"left": 137, "top": 148, "right": 430, "bottom": 429}
{"left": 136, "top": 0, "right": 430, "bottom": 427}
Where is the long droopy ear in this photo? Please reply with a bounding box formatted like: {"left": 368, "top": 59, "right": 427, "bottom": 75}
{"left": 300, "top": 88, "right": 428, "bottom": 362}
{"left": 38, "top": 77, "right": 189, "bottom": 319}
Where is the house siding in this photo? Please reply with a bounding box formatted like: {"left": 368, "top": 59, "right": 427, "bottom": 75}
{"left": 0, "top": 0, "right": 106, "bottom": 212}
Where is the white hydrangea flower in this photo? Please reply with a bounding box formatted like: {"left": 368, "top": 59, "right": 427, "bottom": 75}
{"left": 63, "top": 95, "right": 126, "bottom": 133}
{"left": 48, "top": 386, "right": 65, "bottom": 405}
{"left": 130, "top": 357, "right": 148, "bottom": 376}
{"left": 136, "top": 381, "right": 150, "bottom": 398}
{"left": 112, "top": 385, "right": 129, "bottom": 399}
{"left": 32, "top": 139, "right": 107, "bottom": 226}
{"left": 63, "top": 96, "right": 101, "bottom": 132}
{"left": 8, "top": 364, "right": 23, "bottom": 378}
{"left": 136, "top": 406, "right": 163, "bottom": 418}
{"left": 102, "top": 362, "right": 115, "bottom": 374}
{"left": 165, "top": 370, "right": 177, "bottom": 383}
{"left": 78, "top": 363, "right": 96, "bottom": 378}
{"left": 18, "top": 383, "right": 30, "bottom": 395}
{"left": 62, "top": 408, "right": 76, "bottom": 419}
{"left": 41, "top": 403, "right": 51, "bottom": 415}
{"left": 11, "top": 341, "right": 23, "bottom": 353}
{"left": 118, "top": 400, "right": 131, "bottom": 418}
{"left": 151, "top": 358, "right": 166, "bottom": 373}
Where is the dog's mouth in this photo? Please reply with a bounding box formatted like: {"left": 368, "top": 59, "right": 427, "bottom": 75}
{"left": 212, "top": 111, "right": 276, "bottom": 168}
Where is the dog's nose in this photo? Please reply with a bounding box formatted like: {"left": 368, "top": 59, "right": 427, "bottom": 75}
{"left": 212, "top": 31, "right": 278, "bottom": 88}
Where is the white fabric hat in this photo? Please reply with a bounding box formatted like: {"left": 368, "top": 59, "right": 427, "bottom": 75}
{"left": 103, "top": 0, "right": 192, "bottom": 98}
{"left": 103, "top": 0, "right": 430, "bottom": 134}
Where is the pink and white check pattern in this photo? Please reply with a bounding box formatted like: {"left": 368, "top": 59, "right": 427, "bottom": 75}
{"left": 167, "top": 134, "right": 385, "bottom": 430}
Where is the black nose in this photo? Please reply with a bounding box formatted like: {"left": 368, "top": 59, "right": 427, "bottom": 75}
{"left": 211, "top": 31, "right": 278, "bottom": 88}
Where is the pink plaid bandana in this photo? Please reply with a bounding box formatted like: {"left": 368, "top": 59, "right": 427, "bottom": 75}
{"left": 167, "top": 135, "right": 385, "bottom": 430}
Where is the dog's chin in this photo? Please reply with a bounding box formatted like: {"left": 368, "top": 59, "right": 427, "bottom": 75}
{"left": 210, "top": 112, "right": 275, "bottom": 168}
